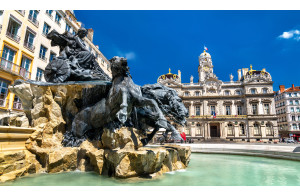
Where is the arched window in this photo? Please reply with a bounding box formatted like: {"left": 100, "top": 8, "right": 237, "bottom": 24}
{"left": 224, "top": 90, "right": 230, "bottom": 95}
{"left": 250, "top": 88, "right": 256, "bottom": 94}
{"left": 184, "top": 92, "right": 190, "bottom": 96}
{"left": 227, "top": 123, "right": 234, "bottom": 135}
{"left": 239, "top": 123, "right": 245, "bottom": 135}
{"left": 195, "top": 91, "right": 200, "bottom": 96}
{"left": 266, "top": 123, "right": 273, "bottom": 135}
{"left": 254, "top": 123, "right": 261, "bottom": 135}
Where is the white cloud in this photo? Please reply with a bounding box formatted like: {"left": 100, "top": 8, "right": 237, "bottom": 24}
{"left": 278, "top": 29, "right": 300, "bottom": 41}
{"left": 115, "top": 50, "right": 136, "bottom": 60}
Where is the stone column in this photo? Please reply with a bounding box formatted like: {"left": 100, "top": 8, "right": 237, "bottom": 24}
{"left": 261, "top": 125, "right": 266, "bottom": 138}
{"left": 234, "top": 124, "right": 239, "bottom": 138}
{"left": 207, "top": 123, "right": 211, "bottom": 139}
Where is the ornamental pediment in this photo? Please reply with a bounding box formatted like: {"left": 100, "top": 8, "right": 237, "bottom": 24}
{"left": 223, "top": 101, "right": 233, "bottom": 105}
{"left": 234, "top": 100, "right": 244, "bottom": 105}
{"left": 194, "top": 101, "right": 202, "bottom": 105}
{"left": 207, "top": 100, "right": 218, "bottom": 105}
{"left": 249, "top": 99, "right": 259, "bottom": 103}
{"left": 261, "top": 98, "right": 272, "bottom": 103}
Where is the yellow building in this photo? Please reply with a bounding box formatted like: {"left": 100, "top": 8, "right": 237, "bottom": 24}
{"left": 0, "top": 10, "right": 37, "bottom": 119}
{"left": 0, "top": 10, "right": 112, "bottom": 122}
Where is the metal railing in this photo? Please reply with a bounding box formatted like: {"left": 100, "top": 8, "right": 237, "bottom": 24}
{"left": 55, "top": 19, "right": 61, "bottom": 26}
{"left": 13, "top": 101, "right": 23, "bottom": 110}
{"left": 39, "top": 54, "right": 47, "bottom": 61}
{"left": 28, "top": 14, "right": 39, "bottom": 27}
{"left": 0, "top": 57, "right": 31, "bottom": 79}
{"left": 46, "top": 12, "right": 53, "bottom": 19}
{"left": 23, "top": 41, "right": 35, "bottom": 52}
{"left": 6, "top": 31, "right": 21, "bottom": 43}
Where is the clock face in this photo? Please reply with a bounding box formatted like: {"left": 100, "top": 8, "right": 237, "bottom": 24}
{"left": 203, "top": 66, "right": 209, "bottom": 72}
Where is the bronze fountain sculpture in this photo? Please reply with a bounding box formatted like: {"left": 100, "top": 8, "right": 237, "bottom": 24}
{"left": 41, "top": 28, "right": 188, "bottom": 146}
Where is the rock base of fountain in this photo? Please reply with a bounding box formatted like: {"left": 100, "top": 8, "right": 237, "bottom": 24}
{"left": 0, "top": 81, "right": 191, "bottom": 183}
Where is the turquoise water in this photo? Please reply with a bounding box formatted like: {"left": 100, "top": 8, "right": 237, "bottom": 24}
{"left": 3, "top": 153, "right": 300, "bottom": 186}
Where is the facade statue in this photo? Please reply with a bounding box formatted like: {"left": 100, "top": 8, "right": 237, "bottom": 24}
{"left": 45, "top": 28, "right": 111, "bottom": 83}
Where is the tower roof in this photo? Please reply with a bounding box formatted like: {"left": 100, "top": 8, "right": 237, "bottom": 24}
{"left": 157, "top": 68, "right": 180, "bottom": 82}
{"left": 199, "top": 50, "right": 211, "bottom": 58}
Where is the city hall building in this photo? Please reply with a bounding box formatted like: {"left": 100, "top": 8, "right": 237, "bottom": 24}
{"left": 157, "top": 50, "right": 279, "bottom": 142}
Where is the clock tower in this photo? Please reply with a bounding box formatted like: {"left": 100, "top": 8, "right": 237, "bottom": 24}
{"left": 198, "top": 50, "right": 214, "bottom": 82}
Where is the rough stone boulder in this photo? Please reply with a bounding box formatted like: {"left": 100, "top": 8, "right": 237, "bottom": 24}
{"left": 0, "top": 150, "right": 42, "bottom": 183}
{"left": 101, "top": 127, "right": 143, "bottom": 150}
{"left": 2, "top": 81, "right": 191, "bottom": 183}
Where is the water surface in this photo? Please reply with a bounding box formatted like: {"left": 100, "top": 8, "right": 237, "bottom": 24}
{"left": 3, "top": 153, "right": 300, "bottom": 186}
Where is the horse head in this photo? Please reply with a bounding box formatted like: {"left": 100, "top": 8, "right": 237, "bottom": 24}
{"left": 141, "top": 83, "right": 188, "bottom": 126}
{"left": 165, "top": 88, "right": 189, "bottom": 126}
{"left": 109, "top": 56, "right": 130, "bottom": 79}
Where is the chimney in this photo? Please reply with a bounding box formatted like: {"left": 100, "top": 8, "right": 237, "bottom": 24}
{"left": 292, "top": 84, "right": 295, "bottom": 90}
{"left": 279, "top": 85, "right": 285, "bottom": 93}
{"left": 87, "top": 28, "right": 94, "bottom": 42}
{"left": 237, "top": 69, "right": 241, "bottom": 81}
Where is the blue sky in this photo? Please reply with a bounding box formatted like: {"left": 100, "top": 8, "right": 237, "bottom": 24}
{"left": 74, "top": 10, "right": 300, "bottom": 91}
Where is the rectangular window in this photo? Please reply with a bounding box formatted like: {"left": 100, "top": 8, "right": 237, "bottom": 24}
{"left": 39, "top": 45, "right": 48, "bottom": 60}
{"left": 1, "top": 46, "right": 16, "bottom": 70}
{"left": 237, "top": 105, "right": 242, "bottom": 115}
{"left": 13, "top": 95, "right": 22, "bottom": 110}
{"left": 289, "top": 93, "right": 292, "bottom": 97}
{"left": 0, "top": 78, "right": 10, "bottom": 107}
{"left": 24, "top": 30, "right": 35, "bottom": 51}
{"left": 6, "top": 17, "right": 21, "bottom": 42}
{"left": 36, "top": 68, "right": 44, "bottom": 81}
{"left": 264, "top": 104, "right": 270, "bottom": 114}
{"left": 20, "top": 56, "right": 31, "bottom": 79}
{"left": 251, "top": 89, "right": 256, "bottom": 94}
{"left": 195, "top": 106, "right": 200, "bottom": 116}
{"left": 292, "top": 124, "right": 297, "bottom": 130}
{"left": 290, "top": 100, "right": 293, "bottom": 105}
{"left": 28, "top": 10, "right": 39, "bottom": 26}
{"left": 295, "top": 100, "right": 299, "bottom": 105}
{"left": 195, "top": 92, "right": 200, "bottom": 96}
{"left": 55, "top": 13, "right": 61, "bottom": 25}
{"left": 252, "top": 104, "right": 258, "bottom": 115}
{"left": 211, "top": 106, "right": 215, "bottom": 115}
{"left": 226, "top": 105, "right": 231, "bottom": 115}
{"left": 292, "top": 116, "right": 296, "bottom": 121}
{"left": 66, "top": 23, "right": 71, "bottom": 32}
{"left": 50, "top": 52, "right": 56, "bottom": 62}
{"left": 298, "top": 116, "right": 300, "bottom": 121}
{"left": 297, "top": 107, "right": 300, "bottom": 113}
{"left": 294, "top": 93, "right": 298, "bottom": 97}
{"left": 291, "top": 107, "right": 295, "bottom": 113}
{"left": 46, "top": 10, "right": 53, "bottom": 17}
{"left": 43, "top": 23, "right": 51, "bottom": 35}
{"left": 263, "top": 88, "right": 268, "bottom": 94}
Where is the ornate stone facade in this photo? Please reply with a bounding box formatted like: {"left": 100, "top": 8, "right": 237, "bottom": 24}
{"left": 157, "top": 50, "right": 279, "bottom": 142}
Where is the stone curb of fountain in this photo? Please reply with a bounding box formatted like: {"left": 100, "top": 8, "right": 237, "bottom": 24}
{"left": 150, "top": 144, "right": 300, "bottom": 161}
